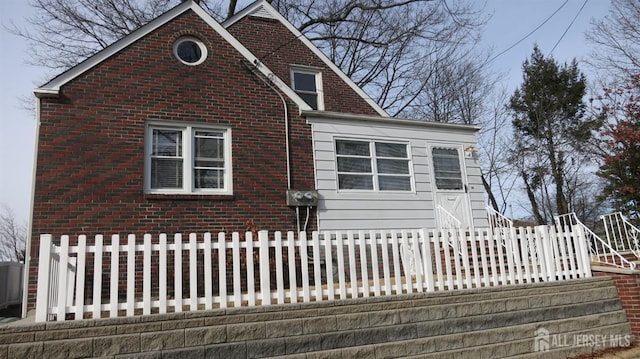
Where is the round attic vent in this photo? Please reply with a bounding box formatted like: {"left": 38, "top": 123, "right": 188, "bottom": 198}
{"left": 173, "top": 37, "right": 207, "bottom": 65}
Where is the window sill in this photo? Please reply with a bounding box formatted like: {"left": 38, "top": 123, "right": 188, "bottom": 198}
{"left": 144, "top": 193, "right": 235, "bottom": 201}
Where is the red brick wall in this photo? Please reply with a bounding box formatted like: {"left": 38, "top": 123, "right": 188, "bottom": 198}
{"left": 29, "top": 10, "right": 357, "bottom": 309}
{"left": 594, "top": 270, "right": 640, "bottom": 339}
{"left": 227, "top": 16, "right": 382, "bottom": 116}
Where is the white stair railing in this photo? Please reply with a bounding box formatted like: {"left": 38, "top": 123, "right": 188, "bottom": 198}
{"left": 436, "top": 206, "right": 464, "bottom": 256}
{"left": 486, "top": 206, "right": 513, "bottom": 251}
{"left": 486, "top": 206, "right": 513, "bottom": 231}
{"left": 555, "top": 213, "right": 636, "bottom": 270}
{"left": 436, "top": 205, "right": 462, "bottom": 230}
{"left": 600, "top": 212, "right": 640, "bottom": 259}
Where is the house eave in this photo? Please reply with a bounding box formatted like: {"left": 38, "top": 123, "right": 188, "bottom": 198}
{"left": 33, "top": 88, "right": 60, "bottom": 98}
{"left": 303, "top": 110, "right": 481, "bottom": 132}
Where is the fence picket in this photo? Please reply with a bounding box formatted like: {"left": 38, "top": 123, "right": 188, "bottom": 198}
{"left": 204, "top": 233, "right": 213, "bottom": 310}
{"left": 510, "top": 227, "right": 524, "bottom": 284}
{"left": 232, "top": 232, "right": 241, "bottom": 307}
{"left": 451, "top": 230, "right": 463, "bottom": 289}
{"left": 503, "top": 229, "right": 516, "bottom": 285}
{"left": 246, "top": 232, "right": 256, "bottom": 307}
{"left": 143, "top": 234, "right": 151, "bottom": 315}
{"left": 287, "top": 231, "right": 297, "bottom": 303}
{"left": 467, "top": 230, "right": 481, "bottom": 288}
{"left": 458, "top": 229, "right": 472, "bottom": 289}
{"left": 75, "top": 235, "right": 87, "bottom": 320}
{"left": 300, "top": 232, "right": 310, "bottom": 302}
{"left": 411, "top": 230, "right": 423, "bottom": 292}
{"left": 312, "top": 231, "right": 322, "bottom": 301}
{"left": 563, "top": 226, "right": 578, "bottom": 279}
{"left": 335, "top": 232, "right": 347, "bottom": 299}
{"left": 358, "top": 231, "right": 370, "bottom": 297}
{"left": 110, "top": 235, "right": 119, "bottom": 318}
{"left": 93, "top": 235, "right": 103, "bottom": 319}
{"left": 477, "top": 230, "right": 490, "bottom": 287}
{"left": 433, "top": 232, "right": 444, "bottom": 291}
{"left": 189, "top": 233, "right": 198, "bottom": 311}
{"left": 442, "top": 232, "right": 454, "bottom": 290}
{"left": 517, "top": 229, "right": 531, "bottom": 283}
{"left": 218, "top": 232, "right": 227, "bottom": 308}
{"left": 420, "top": 230, "right": 434, "bottom": 292}
{"left": 174, "top": 234, "right": 183, "bottom": 312}
{"left": 274, "top": 232, "right": 284, "bottom": 304}
{"left": 159, "top": 234, "right": 167, "bottom": 314}
{"left": 370, "top": 231, "right": 381, "bottom": 297}
{"left": 401, "top": 231, "right": 413, "bottom": 293}
{"left": 57, "top": 236, "right": 70, "bottom": 321}
{"left": 324, "top": 232, "right": 335, "bottom": 301}
{"left": 35, "top": 235, "right": 53, "bottom": 322}
{"left": 390, "top": 231, "right": 403, "bottom": 294}
{"left": 380, "top": 231, "right": 392, "bottom": 295}
{"left": 495, "top": 231, "right": 507, "bottom": 285}
{"left": 259, "top": 231, "right": 270, "bottom": 306}
{"left": 347, "top": 231, "right": 358, "bottom": 298}
{"left": 127, "top": 234, "right": 136, "bottom": 316}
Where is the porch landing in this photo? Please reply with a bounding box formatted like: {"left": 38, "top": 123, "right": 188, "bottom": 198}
{"left": 0, "top": 276, "right": 632, "bottom": 359}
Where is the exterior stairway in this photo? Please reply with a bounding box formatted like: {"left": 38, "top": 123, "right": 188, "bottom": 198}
{"left": 0, "top": 277, "right": 632, "bottom": 358}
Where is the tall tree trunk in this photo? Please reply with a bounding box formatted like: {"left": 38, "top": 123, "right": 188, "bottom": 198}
{"left": 521, "top": 171, "right": 545, "bottom": 224}
{"left": 481, "top": 173, "right": 500, "bottom": 212}
{"left": 546, "top": 135, "right": 569, "bottom": 215}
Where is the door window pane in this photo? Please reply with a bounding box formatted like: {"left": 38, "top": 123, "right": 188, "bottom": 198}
{"left": 432, "top": 148, "right": 463, "bottom": 190}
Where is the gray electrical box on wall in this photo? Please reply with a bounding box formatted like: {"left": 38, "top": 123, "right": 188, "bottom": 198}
{"left": 286, "top": 189, "right": 318, "bottom": 206}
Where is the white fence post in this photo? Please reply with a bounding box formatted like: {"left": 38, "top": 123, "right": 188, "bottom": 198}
{"left": 55, "top": 236, "right": 70, "bottom": 321}
{"left": 259, "top": 230, "right": 270, "bottom": 306}
{"left": 35, "top": 234, "right": 53, "bottom": 322}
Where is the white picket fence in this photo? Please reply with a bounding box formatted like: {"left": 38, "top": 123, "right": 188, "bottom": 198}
{"left": 35, "top": 225, "right": 592, "bottom": 322}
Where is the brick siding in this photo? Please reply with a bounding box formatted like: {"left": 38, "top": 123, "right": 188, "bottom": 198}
{"left": 594, "top": 270, "right": 640, "bottom": 340}
{"left": 28, "top": 9, "right": 380, "bottom": 310}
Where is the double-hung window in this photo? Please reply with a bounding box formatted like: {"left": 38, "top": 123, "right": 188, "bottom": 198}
{"left": 145, "top": 122, "right": 232, "bottom": 195}
{"left": 291, "top": 67, "right": 323, "bottom": 110}
{"left": 335, "top": 139, "right": 412, "bottom": 191}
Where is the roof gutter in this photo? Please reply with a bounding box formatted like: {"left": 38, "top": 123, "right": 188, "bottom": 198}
{"left": 302, "top": 110, "right": 481, "bottom": 132}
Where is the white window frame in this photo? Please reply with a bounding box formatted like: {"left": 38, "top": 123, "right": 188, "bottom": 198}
{"left": 144, "top": 121, "right": 233, "bottom": 195}
{"left": 334, "top": 138, "right": 414, "bottom": 192}
{"left": 290, "top": 66, "right": 324, "bottom": 111}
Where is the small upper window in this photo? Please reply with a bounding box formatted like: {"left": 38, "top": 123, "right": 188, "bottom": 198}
{"left": 291, "top": 68, "right": 323, "bottom": 110}
{"left": 173, "top": 37, "right": 207, "bottom": 66}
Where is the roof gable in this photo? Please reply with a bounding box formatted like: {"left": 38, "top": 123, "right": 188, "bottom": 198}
{"left": 34, "top": 0, "right": 312, "bottom": 112}
{"left": 223, "top": 0, "right": 389, "bottom": 117}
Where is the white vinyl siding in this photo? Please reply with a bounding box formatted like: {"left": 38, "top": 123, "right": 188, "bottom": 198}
{"left": 145, "top": 122, "right": 232, "bottom": 195}
{"left": 309, "top": 117, "right": 487, "bottom": 231}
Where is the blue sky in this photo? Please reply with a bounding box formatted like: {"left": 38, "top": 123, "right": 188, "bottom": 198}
{"left": 0, "top": 0, "right": 610, "bottom": 224}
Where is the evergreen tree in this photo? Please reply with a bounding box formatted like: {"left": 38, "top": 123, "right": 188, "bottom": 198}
{"left": 508, "top": 46, "right": 599, "bottom": 222}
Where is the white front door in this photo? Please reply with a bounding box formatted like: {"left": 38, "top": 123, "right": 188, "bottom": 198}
{"left": 431, "top": 147, "right": 472, "bottom": 229}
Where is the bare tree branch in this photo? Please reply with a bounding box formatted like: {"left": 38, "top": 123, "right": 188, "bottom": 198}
{"left": 0, "top": 205, "right": 26, "bottom": 263}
